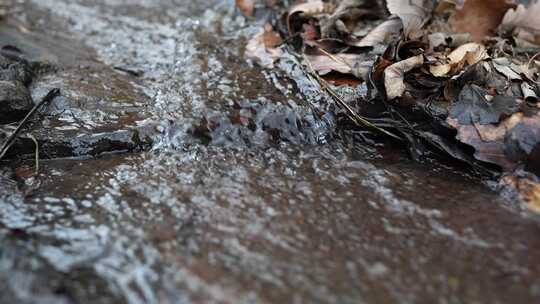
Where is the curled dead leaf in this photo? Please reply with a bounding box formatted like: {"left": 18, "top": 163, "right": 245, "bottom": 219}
{"left": 448, "top": 109, "right": 540, "bottom": 172}
{"left": 429, "top": 43, "right": 488, "bottom": 77}
{"left": 287, "top": 0, "right": 334, "bottom": 35}
{"left": 384, "top": 54, "right": 424, "bottom": 99}
{"left": 245, "top": 24, "right": 283, "bottom": 68}
{"left": 522, "top": 83, "right": 538, "bottom": 102}
{"left": 447, "top": 113, "right": 523, "bottom": 170}
{"left": 386, "top": 0, "right": 433, "bottom": 39}
{"left": 353, "top": 17, "right": 402, "bottom": 48}
{"left": 501, "top": 1, "right": 540, "bottom": 45}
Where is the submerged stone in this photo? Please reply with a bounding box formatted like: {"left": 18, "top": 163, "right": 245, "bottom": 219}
{"left": 0, "top": 80, "right": 33, "bottom": 124}
{"left": 0, "top": 56, "right": 33, "bottom": 85}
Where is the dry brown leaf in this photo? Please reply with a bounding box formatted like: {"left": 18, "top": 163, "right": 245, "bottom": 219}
{"left": 301, "top": 23, "right": 319, "bottom": 42}
{"left": 386, "top": 0, "right": 433, "bottom": 39}
{"left": 448, "top": 108, "right": 540, "bottom": 174}
{"left": 429, "top": 43, "right": 487, "bottom": 77}
{"left": 245, "top": 24, "right": 283, "bottom": 68}
{"left": 236, "top": 0, "right": 255, "bottom": 17}
{"left": 447, "top": 42, "right": 487, "bottom": 64}
{"left": 447, "top": 114, "right": 523, "bottom": 170}
{"left": 501, "top": 1, "right": 540, "bottom": 45}
{"left": 263, "top": 23, "right": 283, "bottom": 48}
{"left": 450, "top": 0, "right": 516, "bottom": 42}
{"left": 384, "top": 55, "right": 424, "bottom": 99}
{"left": 435, "top": 0, "right": 465, "bottom": 14}
{"left": 353, "top": 17, "right": 402, "bottom": 47}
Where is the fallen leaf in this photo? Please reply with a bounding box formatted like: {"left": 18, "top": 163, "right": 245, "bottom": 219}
{"left": 353, "top": 17, "right": 402, "bottom": 47}
{"left": 384, "top": 54, "right": 424, "bottom": 99}
{"left": 301, "top": 22, "right": 319, "bottom": 42}
{"left": 287, "top": 0, "right": 334, "bottom": 35}
{"left": 305, "top": 53, "right": 363, "bottom": 75}
{"left": 263, "top": 23, "right": 283, "bottom": 48}
{"left": 450, "top": 0, "right": 516, "bottom": 42}
{"left": 449, "top": 84, "right": 519, "bottom": 125}
{"left": 505, "top": 114, "right": 540, "bottom": 159}
{"left": 492, "top": 58, "right": 522, "bottom": 80}
{"left": 447, "top": 113, "right": 523, "bottom": 170}
{"left": 386, "top": 0, "right": 433, "bottom": 39}
{"left": 501, "top": 0, "right": 540, "bottom": 45}
{"left": 427, "top": 32, "right": 471, "bottom": 50}
{"left": 435, "top": 0, "right": 466, "bottom": 13}
{"left": 245, "top": 24, "right": 283, "bottom": 68}
{"left": 448, "top": 105, "right": 540, "bottom": 172}
{"left": 447, "top": 42, "right": 487, "bottom": 65}
{"left": 319, "top": 0, "right": 373, "bottom": 39}
{"left": 522, "top": 83, "right": 538, "bottom": 102}
{"left": 429, "top": 42, "right": 488, "bottom": 77}
{"left": 501, "top": 174, "right": 540, "bottom": 213}
{"left": 236, "top": 0, "right": 255, "bottom": 17}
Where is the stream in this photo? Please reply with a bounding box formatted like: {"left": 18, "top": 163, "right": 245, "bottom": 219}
{"left": 0, "top": 1, "right": 540, "bottom": 303}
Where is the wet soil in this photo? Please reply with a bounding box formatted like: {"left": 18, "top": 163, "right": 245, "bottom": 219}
{"left": 1, "top": 1, "right": 540, "bottom": 303}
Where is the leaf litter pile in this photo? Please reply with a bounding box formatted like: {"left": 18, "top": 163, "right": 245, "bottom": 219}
{"left": 238, "top": 0, "right": 540, "bottom": 212}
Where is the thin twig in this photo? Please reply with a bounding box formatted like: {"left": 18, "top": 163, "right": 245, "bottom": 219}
{"left": 528, "top": 51, "right": 540, "bottom": 69}
{"left": 303, "top": 55, "right": 402, "bottom": 140}
{"left": 316, "top": 47, "right": 354, "bottom": 71}
{"left": 28, "top": 134, "right": 39, "bottom": 175}
{"left": 0, "top": 88, "right": 60, "bottom": 160}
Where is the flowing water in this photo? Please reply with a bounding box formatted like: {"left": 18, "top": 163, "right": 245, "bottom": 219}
{"left": 1, "top": 1, "right": 540, "bottom": 303}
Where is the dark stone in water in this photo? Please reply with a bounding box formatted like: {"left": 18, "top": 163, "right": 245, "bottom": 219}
{"left": 0, "top": 80, "right": 33, "bottom": 124}
{"left": 0, "top": 57, "right": 33, "bottom": 85}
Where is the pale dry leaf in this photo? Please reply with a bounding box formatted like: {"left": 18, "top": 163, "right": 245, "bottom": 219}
{"left": 305, "top": 53, "right": 362, "bottom": 75}
{"left": 521, "top": 83, "right": 538, "bottom": 102}
{"left": 429, "top": 43, "right": 487, "bottom": 77}
{"left": 384, "top": 54, "right": 424, "bottom": 99}
{"left": 429, "top": 64, "right": 452, "bottom": 77}
{"left": 386, "top": 0, "right": 433, "bottom": 39}
{"left": 493, "top": 58, "right": 522, "bottom": 80}
{"left": 501, "top": 0, "right": 540, "bottom": 45}
{"left": 447, "top": 42, "right": 487, "bottom": 64}
{"left": 353, "top": 17, "right": 402, "bottom": 47}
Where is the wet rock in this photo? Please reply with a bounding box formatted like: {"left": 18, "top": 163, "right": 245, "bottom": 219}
{"left": 0, "top": 54, "right": 33, "bottom": 85}
{"left": 0, "top": 80, "right": 33, "bottom": 124}
{"left": 9, "top": 65, "right": 156, "bottom": 159}
{"left": 194, "top": 104, "right": 336, "bottom": 147}
{"left": 0, "top": 31, "right": 156, "bottom": 159}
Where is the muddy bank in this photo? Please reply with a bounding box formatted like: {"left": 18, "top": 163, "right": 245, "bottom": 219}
{"left": 0, "top": 1, "right": 539, "bottom": 304}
